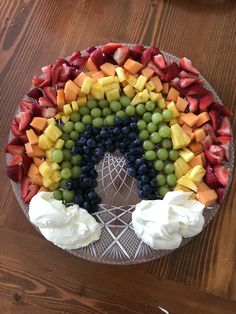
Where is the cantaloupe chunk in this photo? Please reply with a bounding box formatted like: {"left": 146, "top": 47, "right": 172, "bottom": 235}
{"left": 74, "top": 72, "right": 88, "bottom": 87}
{"left": 195, "top": 112, "right": 210, "bottom": 127}
{"left": 85, "top": 57, "right": 98, "bottom": 71}
{"left": 199, "top": 152, "right": 206, "bottom": 166}
{"left": 167, "top": 87, "right": 180, "bottom": 102}
{"left": 64, "top": 80, "right": 80, "bottom": 102}
{"left": 197, "top": 182, "right": 211, "bottom": 193}
{"left": 188, "top": 154, "right": 204, "bottom": 168}
{"left": 150, "top": 76, "right": 163, "bottom": 92}
{"left": 194, "top": 128, "right": 206, "bottom": 142}
{"left": 100, "top": 63, "right": 117, "bottom": 76}
{"left": 176, "top": 96, "right": 188, "bottom": 112}
{"left": 25, "top": 143, "right": 45, "bottom": 158}
{"left": 30, "top": 117, "right": 47, "bottom": 131}
{"left": 26, "top": 129, "right": 38, "bottom": 145}
{"left": 38, "top": 186, "right": 48, "bottom": 193}
{"left": 123, "top": 59, "right": 143, "bottom": 75}
{"left": 30, "top": 174, "right": 43, "bottom": 186}
{"left": 91, "top": 71, "right": 105, "bottom": 81}
{"left": 188, "top": 142, "right": 204, "bottom": 155}
{"left": 56, "top": 89, "right": 65, "bottom": 111}
{"left": 182, "top": 124, "right": 195, "bottom": 141}
{"left": 141, "top": 67, "right": 154, "bottom": 79}
{"left": 162, "top": 83, "right": 169, "bottom": 94}
{"left": 177, "top": 113, "right": 186, "bottom": 126}
{"left": 25, "top": 142, "right": 34, "bottom": 157}
{"left": 33, "top": 157, "right": 44, "bottom": 167}
{"left": 181, "top": 112, "right": 199, "bottom": 127}
{"left": 28, "top": 163, "right": 40, "bottom": 178}
{"left": 197, "top": 189, "right": 218, "bottom": 206}
{"left": 86, "top": 71, "right": 96, "bottom": 77}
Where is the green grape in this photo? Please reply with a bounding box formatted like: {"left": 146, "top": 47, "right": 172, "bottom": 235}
{"left": 116, "top": 110, "right": 127, "bottom": 119}
{"left": 105, "top": 115, "right": 115, "bottom": 126}
{"left": 169, "top": 149, "right": 179, "bottom": 161}
{"left": 150, "top": 132, "right": 162, "bottom": 144}
{"left": 61, "top": 161, "right": 72, "bottom": 169}
{"left": 62, "top": 149, "right": 71, "bottom": 161}
{"left": 98, "top": 99, "right": 109, "bottom": 108}
{"left": 72, "top": 166, "right": 81, "bottom": 179}
{"left": 110, "top": 100, "right": 122, "bottom": 112}
{"left": 71, "top": 154, "right": 82, "bottom": 165}
{"left": 60, "top": 168, "right": 72, "bottom": 179}
{"left": 125, "top": 105, "right": 136, "bottom": 116}
{"left": 147, "top": 122, "right": 157, "bottom": 133}
{"left": 79, "top": 106, "right": 89, "bottom": 115}
{"left": 166, "top": 174, "right": 177, "bottom": 186}
{"left": 65, "top": 139, "right": 75, "bottom": 149}
{"left": 158, "top": 122, "right": 167, "bottom": 129}
{"left": 87, "top": 99, "right": 98, "bottom": 109}
{"left": 157, "top": 148, "right": 168, "bottom": 160}
{"left": 92, "top": 117, "right": 104, "bottom": 128}
{"left": 139, "top": 130, "right": 149, "bottom": 141}
{"left": 159, "top": 125, "right": 171, "bottom": 138}
{"left": 59, "top": 179, "right": 69, "bottom": 189}
{"left": 156, "top": 174, "right": 166, "bottom": 186}
{"left": 120, "top": 95, "right": 131, "bottom": 107}
{"left": 161, "top": 138, "right": 172, "bottom": 149}
{"left": 61, "top": 133, "right": 70, "bottom": 141}
{"left": 91, "top": 108, "right": 102, "bottom": 118}
{"left": 74, "top": 122, "right": 85, "bottom": 133}
{"left": 154, "top": 108, "right": 162, "bottom": 113}
{"left": 53, "top": 189, "right": 63, "bottom": 200}
{"left": 154, "top": 160, "right": 164, "bottom": 171}
{"left": 137, "top": 120, "right": 147, "bottom": 131}
{"left": 152, "top": 112, "right": 163, "bottom": 125}
{"left": 102, "top": 107, "right": 112, "bottom": 117}
{"left": 162, "top": 109, "right": 173, "bottom": 122}
{"left": 82, "top": 114, "right": 93, "bottom": 125}
{"left": 51, "top": 149, "right": 64, "bottom": 163}
{"left": 164, "top": 163, "right": 175, "bottom": 175}
{"left": 63, "top": 121, "right": 74, "bottom": 133}
{"left": 143, "top": 112, "right": 152, "bottom": 123}
{"left": 70, "top": 112, "right": 81, "bottom": 123}
{"left": 145, "top": 100, "right": 155, "bottom": 112}
{"left": 63, "top": 190, "right": 75, "bottom": 202}
{"left": 136, "top": 103, "right": 146, "bottom": 116}
{"left": 70, "top": 130, "right": 80, "bottom": 141}
{"left": 159, "top": 186, "right": 170, "bottom": 197}
{"left": 144, "top": 150, "right": 156, "bottom": 161}
{"left": 143, "top": 140, "right": 154, "bottom": 151}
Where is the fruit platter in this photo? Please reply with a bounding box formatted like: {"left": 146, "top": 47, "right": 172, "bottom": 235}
{"left": 5, "top": 43, "right": 234, "bottom": 264}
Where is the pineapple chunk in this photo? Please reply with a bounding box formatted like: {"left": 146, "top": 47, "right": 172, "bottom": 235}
{"left": 38, "top": 134, "right": 54, "bottom": 150}
{"left": 102, "top": 82, "right": 120, "bottom": 93}
{"left": 44, "top": 124, "right": 62, "bottom": 142}
{"left": 174, "top": 157, "right": 191, "bottom": 178}
{"left": 123, "top": 84, "right": 135, "bottom": 98}
{"left": 61, "top": 115, "right": 70, "bottom": 123}
{"left": 167, "top": 101, "right": 180, "bottom": 118}
{"left": 131, "top": 94, "right": 143, "bottom": 105}
{"left": 81, "top": 77, "right": 95, "bottom": 94}
{"left": 137, "top": 89, "right": 149, "bottom": 103}
{"left": 42, "top": 176, "right": 53, "bottom": 188}
{"left": 71, "top": 101, "right": 79, "bottom": 112}
{"left": 55, "top": 112, "right": 63, "bottom": 120}
{"left": 149, "top": 92, "right": 161, "bottom": 102}
{"left": 106, "top": 88, "right": 120, "bottom": 102}
{"left": 177, "top": 176, "right": 198, "bottom": 192}
{"left": 174, "top": 185, "right": 196, "bottom": 199}
{"left": 51, "top": 170, "right": 61, "bottom": 182}
{"left": 77, "top": 96, "right": 87, "bottom": 107}
{"left": 146, "top": 81, "right": 156, "bottom": 92}
{"left": 179, "top": 148, "right": 195, "bottom": 162}
{"left": 127, "top": 75, "right": 138, "bottom": 87}
{"left": 47, "top": 118, "right": 55, "bottom": 125}
{"left": 63, "top": 104, "right": 73, "bottom": 115}
{"left": 134, "top": 75, "right": 147, "bottom": 91}
{"left": 171, "top": 124, "right": 191, "bottom": 149}
{"left": 98, "top": 76, "right": 115, "bottom": 86}
{"left": 51, "top": 162, "right": 61, "bottom": 170}
{"left": 39, "top": 161, "right": 53, "bottom": 177}
{"left": 169, "top": 118, "right": 178, "bottom": 126}
{"left": 187, "top": 165, "right": 206, "bottom": 184}
{"left": 46, "top": 148, "right": 54, "bottom": 160}
{"left": 115, "top": 67, "right": 126, "bottom": 82}
{"left": 55, "top": 139, "right": 64, "bottom": 150}
{"left": 91, "top": 83, "right": 105, "bottom": 100}
{"left": 157, "top": 98, "right": 166, "bottom": 109}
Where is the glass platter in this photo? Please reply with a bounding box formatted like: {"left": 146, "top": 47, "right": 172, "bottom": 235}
{"left": 7, "top": 45, "right": 235, "bottom": 264}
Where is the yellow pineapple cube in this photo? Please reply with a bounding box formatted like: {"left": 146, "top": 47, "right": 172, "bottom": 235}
{"left": 179, "top": 148, "right": 195, "bottom": 162}
{"left": 50, "top": 162, "right": 61, "bottom": 170}
{"left": 49, "top": 182, "right": 59, "bottom": 190}
{"left": 123, "top": 84, "right": 135, "bottom": 99}
{"left": 167, "top": 101, "right": 180, "bottom": 118}
{"left": 63, "top": 104, "right": 72, "bottom": 115}
{"left": 177, "top": 175, "right": 198, "bottom": 192}
{"left": 55, "top": 139, "right": 64, "bottom": 149}
{"left": 106, "top": 88, "right": 120, "bottom": 102}
{"left": 55, "top": 112, "right": 63, "bottom": 120}
{"left": 98, "top": 76, "right": 115, "bottom": 86}
{"left": 146, "top": 81, "right": 156, "bottom": 92}
{"left": 71, "top": 101, "right": 79, "bottom": 112}
{"left": 187, "top": 165, "right": 206, "bottom": 184}
{"left": 102, "top": 82, "right": 120, "bottom": 93}
{"left": 46, "top": 148, "right": 54, "bottom": 160}
{"left": 157, "top": 98, "right": 166, "bottom": 109}
{"left": 138, "top": 89, "right": 149, "bottom": 102}
{"left": 174, "top": 157, "right": 191, "bottom": 178}
{"left": 42, "top": 176, "right": 53, "bottom": 188}
{"left": 127, "top": 75, "right": 138, "bottom": 87}
{"left": 134, "top": 75, "right": 147, "bottom": 91}
{"left": 169, "top": 118, "right": 178, "bottom": 126}
{"left": 171, "top": 124, "right": 191, "bottom": 149}
{"left": 44, "top": 124, "right": 62, "bottom": 142}
{"left": 61, "top": 115, "right": 70, "bottom": 123}
{"left": 149, "top": 92, "right": 161, "bottom": 102}
{"left": 77, "top": 96, "right": 87, "bottom": 107}
{"left": 38, "top": 134, "right": 54, "bottom": 150}
{"left": 39, "top": 161, "right": 53, "bottom": 177}
{"left": 115, "top": 67, "right": 126, "bottom": 82}
{"left": 130, "top": 94, "right": 143, "bottom": 105}
{"left": 47, "top": 118, "right": 55, "bottom": 125}
{"left": 81, "top": 77, "right": 95, "bottom": 94}
{"left": 51, "top": 170, "right": 61, "bottom": 182}
{"left": 91, "top": 83, "right": 105, "bottom": 100}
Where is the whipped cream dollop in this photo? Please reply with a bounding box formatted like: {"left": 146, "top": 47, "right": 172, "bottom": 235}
{"left": 132, "top": 191, "right": 205, "bottom": 250}
{"left": 29, "top": 192, "right": 101, "bottom": 250}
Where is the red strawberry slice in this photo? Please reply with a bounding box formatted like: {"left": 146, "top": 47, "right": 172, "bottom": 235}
{"left": 184, "top": 85, "right": 211, "bottom": 96}
{"left": 69, "top": 68, "right": 80, "bottom": 80}
{"left": 153, "top": 54, "right": 167, "bottom": 69}
{"left": 179, "top": 57, "right": 199, "bottom": 74}
{"left": 215, "top": 187, "right": 225, "bottom": 204}
{"left": 140, "top": 48, "right": 154, "bottom": 66}
{"left": 21, "top": 177, "right": 39, "bottom": 203}
{"left": 204, "top": 164, "right": 222, "bottom": 189}
{"left": 17, "top": 111, "right": 32, "bottom": 131}
{"left": 86, "top": 46, "right": 97, "bottom": 54}
{"left": 147, "top": 61, "right": 166, "bottom": 80}
{"left": 55, "top": 58, "right": 70, "bottom": 66}
{"left": 178, "top": 70, "right": 198, "bottom": 79}
{"left": 113, "top": 47, "right": 130, "bottom": 66}
{"left": 220, "top": 143, "right": 230, "bottom": 161}
{"left": 24, "top": 184, "right": 39, "bottom": 203}
{"left": 20, "top": 100, "right": 42, "bottom": 117}
{"left": 164, "top": 62, "right": 181, "bottom": 81}
{"left": 70, "top": 56, "right": 89, "bottom": 69}
{"left": 90, "top": 48, "right": 105, "bottom": 68}
{"left": 51, "top": 64, "right": 62, "bottom": 85}
{"left": 69, "top": 51, "right": 82, "bottom": 62}
{"left": 27, "top": 88, "right": 43, "bottom": 100}
{"left": 10, "top": 123, "right": 24, "bottom": 136}
{"left": 209, "top": 109, "right": 221, "bottom": 131}
{"left": 6, "top": 164, "right": 23, "bottom": 182}
{"left": 102, "top": 53, "right": 116, "bottom": 65}
{"left": 186, "top": 96, "right": 198, "bottom": 112}
{"left": 20, "top": 134, "right": 29, "bottom": 144}
{"left": 5, "top": 144, "right": 25, "bottom": 155}
{"left": 202, "top": 123, "right": 215, "bottom": 137}
{"left": 41, "top": 64, "right": 52, "bottom": 82}
{"left": 215, "top": 136, "right": 231, "bottom": 144}
{"left": 41, "top": 107, "right": 57, "bottom": 119}
{"left": 129, "top": 45, "right": 144, "bottom": 60}
{"left": 169, "top": 78, "right": 180, "bottom": 91}
{"left": 217, "top": 117, "right": 231, "bottom": 136}
{"left": 9, "top": 154, "right": 31, "bottom": 176}
{"left": 8, "top": 137, "right": 24, "bottom": 146}
{"left": 58, "top": 64, "right": 71, "bottom": 82}
{"left": 214, "top": 165, "right": 229, "bottom": 187}
{"left": 101, "top": 43, "right": 123, "bottom": 55}
{"left": 202, "top": 134, "right": 215, "bottom": 150}
{"left": 14, "top": 114, "right": 20, "bottom": 124}
{"left": 20, "top": 99, "right": 35, "bottom": 112}
{"left": 10, "top": 154, "right": 23, "bottom": 166}
{"left": 38, "top": 97, "right": 54, "bottom": 108}
{"left": 199, "top": 94, "right": 215, "bottom": 111}
{"left": 210, "top": 102, "right": 233, "bottom": 118}
{"left": 32, "top": 76, "right": 45, "bottom": 87}
{"left": 205, "top": 149, "right": 223, "bottom": 165}
{"left": 43, "top": 86, "right": 57, "bottom": 105}
{"left": 179, "top": 77, "right": 202, "bottom": 88}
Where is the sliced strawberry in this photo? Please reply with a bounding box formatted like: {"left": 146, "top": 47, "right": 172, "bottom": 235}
{"left": 113, "top": 47, "right": 129, "bottom": 66}
{"left": 90, "top": 48, "right": 105, "bottom": 68}
{"left": 41, "top": 64, "right": 52, "bottom": 82}
{"left": 70, "top": 56, "right": 89, "bottom": 69}
{"left": 5, "top": 144, "right": 25, "bottom": 155}
{"left": 86, "top": 46, "right": 97, "bottom": 54}
{"left": 186, "top": 96, "right": 198, "bottom": 113}
{"left": 199, "top": 94, "right": 215, "bottom": 111}
{"left": 41, "top": 107, "right": 57, "bottom": 119}
{"left": 184, "top": 85, "right": 211, "bottom": 97}
{"left": 153, "top": 54, "right": 167, "bottom": 69}
{"left": 58, "top": 64, "right": 71, "bottom": 82}
{"left": 209, "top": 109, "right": 221, "bottom": 131}
{"left": 27, "top": 88, "right": 43, "bottom": 100}
{"left": 20, "top": 99, "right": 35, "bottom": 112}
{"left": 179, "top": 57, "right": 199, "bottom": 75}
{"left": 178, "top": 70, "right": 198, "bottom": 79}
{"left": 69, "top": 51, "right": 82, "bottom": 62}
{"left": 215, "top": 136, "right": 231, "bottom": 144}
{"left": 169, "top": 78, "right": 180, "bottom": 91}
{"left": 21, "top": 154, "right": 32, "bottom": 175}
{"left": 6, "top": 164, "right": 23, "bottom": 182}
{"left": 220, "top": 143, "right": 230, "bottom": 161}
{"left": 140, "top": 48, "right": 153, "bottom": 66}
{"left": 101, "top": 43, "right": 123, "bottom": 55}
{"left": 32, "top": 76, "right": 45, "bottom": 87}
{"left": 10, "top": 123, "right": 24, "bottom": 136}
{"left": 202, "top": 135, "right": 215, "bottom": 150}
{"left": 56, "top": 81, "right": 66, "bottom": 88}
{"left": 210, "top": 102, "right": 233, "bottom": 118}
{"left": 147, "top": 61, "right": 166, "bottom": 80}
{"left": 217, "top": 117, "right": 231, "bottom": 136}
{"left": 43, "top": 86, "right": 57, "bottom": 105}
{"left": 51, "top": 63, "right": 62, "bottom": 85}
{"left": 205, "top": 149, "right": 222, "bottom": 165}
{"left": 102, "top": 53, "right": 116, "bottom": 65}
{"left": 164, "top": 62, "right": 181, "bottom": 81}
{"left": 204, "top": 164, "right": 222, "bottom": 189}
{"left": 38, "top": 97, "right": 54, "bottom": 108}
{"left": 24, "top": 184, "right": 39, "bottom": 203}
{"left": 14, "top": 115, "right": 20, "bottom": 124}
{"left": 129, "top": 45, "right": 144, "bottom": 60}
{"left": 20, "top": 134, "right": 29, "bottom": 144}
{"left": 8, "top": 137, "right": 24, "bottom": 146}
{"left": 17, "top": 111, "right": 32, "bottom": 131}
{"left": 179, "top": 77, "right": 202, "bottom": 88}
{"left": 21, "top": 177, "right": 39, "bottom": 203}
{"left": 215, "top": 187, "right": 225, "bottom": 204}
{"left": 55, "top": 58, "right": 70, "bottom": 66}
{"left": 10, "top": 154, "right": 23, "bottom": 166}
{"left": 214, "top": 165, "right": 229, "bottom": 187}
{"left": 202, "top": 123, "right": 215, "bottom": 137}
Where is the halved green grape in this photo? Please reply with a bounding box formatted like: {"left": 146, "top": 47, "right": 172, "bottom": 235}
{"left": 70, "top": 130, "right": 80, "bottom": 141}
{"left": 65, "top": 139, "right": 75, "bottom": 149}
{"left": 137, "top": 120, "right": 147, "bottom": 131}
{"left": 166, "top": 174, "right": 177, "bottom": 186}
{"left": 143, "top": 140, "right": 154, "bottom": 151}
{"left": 150, "top": 132, "right": 162, "bottom": 144}
{"left": 157, "top": 148, "right": 168, "bottom": 160}
{"left": 143, "top": 112, "right": 152, "bottom": 123}
{"left": 70, "top": 112, "right": 81, "bottom": 123}
{"left": 126, "top": 105, "right": 136, "bottom": 116}
{"left": 120, "top": 95, "right": 131, "bottom": 107}
{"left": 71, "top": 154, "right": 82, "bottom": 165}
{"left": 79, "top": 106, "right": 89, "bottom": 115}
{"left": 61, "top": 161, "right": 72, "bottom": 169}
{"left": 154, "top": 160, "right": 164, "bottom": 171}
{"left": 59, "top": 179, "right": 69, "bottom": 189}
{"left": 53, "top": 189, "right": 63, "bottom": 200}
{"left": 116, "top": 110, "right": 127, "bottom": 119}
{"left": 110, "top": 100, "right": 122, "bottom": 112}
{"left": 63, "top": 121, "right": 74, "bottom": 133}
{"left": 91, "top": 107, "right": 102, "bottom": 118}
{"left": 169, "top": 149, "right": 180, "bottom": 161}
{"left": 63, "top": 190, "right": 75, "bottom": 202}
{"left": 162, "top": 109, "right": 173, "bottom": 122}
{"left": 74, "top": 122, "right": 85, "bottom": 133}
{"left": 145, "top": 100, "right": 155, "bottom": 112}
{"left": 159, "top": 125, "right": 171, "bottom": 138}
{"left": 82, "top": 114, "right": 93, "bottom": 125}
{"left": 144, "top": 150, "right": 156, "bottom": 161}
{"left": 61, "top": 133, "right": 70, "bottom": 141}
{"left": 152, "top": 112, "right": 163, "bottom": 125}
{"left": 164, "top": 163, "right": 175, "bottom": 175}
{"left": 98, "top": 99, "right": 109, "bottom": 108}
{"left": 72, "top": 166, "right": 81, "bottom": 179}
{"left": 51, "top": 149, "right": 64, "bottom": 163}
{"left": 105, "top": 115, "right": 115, "bottom": 126}
{"left": 156, "top": 174, "right": 166, "bottom": 186}
{"left": 136, "top": 103, "right": 146, "bottom": 116}
{"left": 147, "top": 122, "right": 157, "bottom": 133}
{"left": 158, "top": 122, "right": 167, "bottom": 129}
{"left": 102, "top": 107, "right": 112, "bottom": 117}
{"left": 87, "top": 99, "right": 98, "bottom": 109}
{"left": 60, "top": 168, "right": 72, "bottom": 179}
{"left": 139, "top": 130, "right": 149, "bottom": 141}
{"left": 62, "top": 149, "right": 71, "bottom": 161}
{"left": 161, "top": 138, "right": 172, "bottom": 149}
{"left": 92, "top": 117, "right": 104, "bottom": 128}
{"left": 158, "top": 186, "right": 170, "bottom": 197}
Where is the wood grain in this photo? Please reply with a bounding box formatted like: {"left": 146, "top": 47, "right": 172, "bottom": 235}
{"left": 0, "top": 0, "right": 236, "bottom": 312}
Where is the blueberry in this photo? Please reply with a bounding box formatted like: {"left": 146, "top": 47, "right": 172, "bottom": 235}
{"left": 132, "top": 139, "right": 142, "bottom": 147}
{"left": 113, "top": 127, "right": 120, "bottom": 135}
{"left": 142, "top": 184, "right": 151, "bottom": 193}
{"left": 66, "top": 180, "right": 74, "bottom": 190}
{"left": 139, "top": 190, "right": 147, "bottom": 199}
{"left": 128, "top": 132, "right": 137, "bottom": 141}
{"left": 82, "top": 146, "right": 90, "bottom": 154}
{"left": 138, "top": 164, "right": 148, "bottom": 174}
{"left": 88, "top": 191, "right": 97, "bottom": 200}
{"left": 130, "top": 122, "right": 137, "bottom": 130}
{"left": 141, "top": 175, "right": 149, "bottom": 183}
{"left": 107, "top": 143, "right": 115, "bottom": 152}
{"left": 94, "top": 147, "right": 104, "bottom": 157}
{"left": 87, "top": 139, "right": 96, "bottom": 148}
{"left": 135, "top": 158, "right": 144, "bottom": 166}
{"left": 91, "top": 179, "right": 97, "bottom": 188}
{"left": 122, "top": 126, "right": 130, "bottom": 134}
{"left": 70, "top": 146, "right": 80, "bottom": 155}
{"left": 150, "top": 178, "right": 157, "bottom": 188}
{"left": 131, "top": 116, "right": 138, "bottom": 122}
{"left": 74, "top": 195, "right": 84, "bottom": 205}
{"left": 90, "top": 169, "right": 98, "bottom": 179}
{"left": 127, "top": 167, "right": 136, "bottom": 176}
{"left": 115, "top": 117, "right": 122, "bottom": 125}
{"left": 100, "top": 130, "right": 109, "bottom": 139}
{"left": 78, "top": 137, "right": 87, "bottom": 145}
{"left": 82, "top": 201, "right": 91, "bottom": 210}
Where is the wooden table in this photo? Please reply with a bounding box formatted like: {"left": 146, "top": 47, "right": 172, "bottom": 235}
{"left": 1, "top": 1, "right": 236, "bottom": 313}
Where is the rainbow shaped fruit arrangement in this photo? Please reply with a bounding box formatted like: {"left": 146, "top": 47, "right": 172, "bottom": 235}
{"left": 6, "top": 43, "right": 233, "bottom": 214}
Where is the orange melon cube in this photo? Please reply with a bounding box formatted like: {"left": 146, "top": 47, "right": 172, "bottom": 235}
{"left": 123, "top": 59, "right": 143, "bottom": 75}
{"left": 188, "top": 142, "right": 204, "bottom": 155}
{"left": 86, "top": 71, "right": 96, "bottom": 77}
{"left": 150, "top": 76, "right": 163, "bottom": 92}
{"left": 91, "top": 71, "right": 105, "bottom": 81}
{"left": 197, "top": 182, "right": 211, "bottom": 193}
{"left": 100, "top": 63, "right": 117, "bottom": 76}
{"left": 162, "top": 82, "right": 169, "bottom": 94}
{"left": 30, "top": 117, "right": 47, "bottom": 131}
{"left": 177, "top": 113, "right": 186, "bottom": 126}
{"left": 74, "top": 72, "right": 88, "bottom": 87}
{"left": 195, "top": 112, "right": 210, "bottom": 127}
{"left": 167, "top": 87, "right": 180, "bottom": 102}
{"left": 64, "top": 80, "right": 80, "bottom": 103}
{"left": 194, "top": 128, "right": 206, "bottom": 142}
{"left": 141, "top": 67, "right": 154, "bottom": 79}
{"left": 56, "top": 89, "right": 65, "bottom": 111}
{"left": 25, "top": 143, "right": 45, "bottom": 158}
{"left": 28, "top": 163, "right": 40, "bottom": 178}
{"left": 188, "top": 154, "right": 204, "bottom": 167}
{"left": 38, "top": 186, "right": 48, "bottom": 192}
{"left": 176, "top": 96, "right": 188, "bottom": 112}
{"left": 197, "top": 189, "right": 218, "bottom": 206}
{"left": 25, "top": 142, "right": 34, "bottom": 157}
{"left": 182, "top": 124, "right": 195, "bottom": 140}
{"left": 30, "top": 174, "right": 43, "bottom": 186}
{"left": 85, "top": 57, "right": 98, "bottom": 71}
{"left": 33, "top": 157, "right": 44, "bottom": 167}
{"left": 181, "top": 112, "right": 199, "bottom": 127}
{"left": 26, "top": 129, "right": 38, "bottom": 145}
{"left": 199, "top": 152, "right": 206, "bottom": 166}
